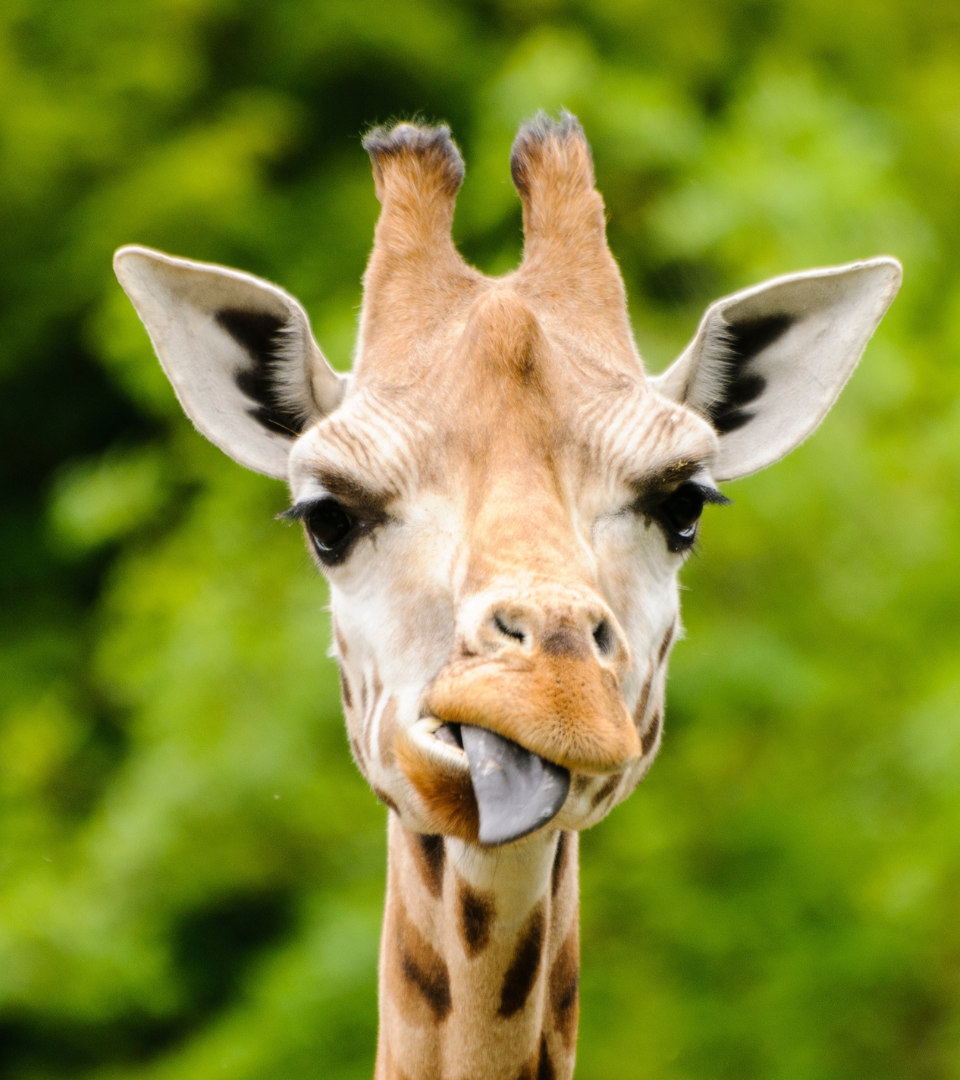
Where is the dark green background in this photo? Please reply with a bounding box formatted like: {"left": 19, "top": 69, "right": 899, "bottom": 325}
{"left": 2, "top": 1, "right": 959, "bottom": 1077}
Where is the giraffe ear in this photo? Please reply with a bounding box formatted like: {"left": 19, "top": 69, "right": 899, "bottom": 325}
{"left": 652, "top": 257, "right": 902, "bottom": 482}
{"left": 113, "top": 245, "right": 347, "bottom": 479}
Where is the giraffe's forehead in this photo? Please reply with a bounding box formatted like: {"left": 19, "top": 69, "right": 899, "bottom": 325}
{"left": 290, "top": 348, "right": 717, "bottom": 510}
{"left": 292, "top": 286, "right": 719, "bottom": 503}
{"left": 559, "top": 377, "right": 719, "bottom": 500}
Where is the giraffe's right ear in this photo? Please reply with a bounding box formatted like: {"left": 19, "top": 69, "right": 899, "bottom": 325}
{"left": 113, "top": 246, "right": 346, "bottom": 479}
{"left": 652, "top": 257, "right": 902, "bottom": 482}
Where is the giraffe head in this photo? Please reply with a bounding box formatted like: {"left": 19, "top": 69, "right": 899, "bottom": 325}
{"left": 114, "top": 115, "right": 900, "bottom": 847}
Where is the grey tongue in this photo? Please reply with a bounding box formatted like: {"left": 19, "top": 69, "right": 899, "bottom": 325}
{"left": 460, "top": 725, "right": 570, "bottom": 846}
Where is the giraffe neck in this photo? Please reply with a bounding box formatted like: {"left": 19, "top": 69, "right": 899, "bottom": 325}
{"left": 375, "top": 815, "right": 580, "bottom": 1080}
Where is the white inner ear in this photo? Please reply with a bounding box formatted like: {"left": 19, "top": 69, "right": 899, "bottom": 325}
{"left": 653, "top": 257, "right": 902, "bottom": 482}
{"left": 114, "top": 245, "right": 345, "bottom": 479}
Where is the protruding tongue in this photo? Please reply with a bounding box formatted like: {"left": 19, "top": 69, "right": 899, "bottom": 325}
{"left": 460, "top": 724, "right": 570, "bottom": 846}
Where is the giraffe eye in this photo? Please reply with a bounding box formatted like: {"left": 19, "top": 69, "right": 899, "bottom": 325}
{"left": 653, "top": 483, "right": 706, "bottom": 552}
{"left": 305, "top": 498, "right": 358, "bottom": 564}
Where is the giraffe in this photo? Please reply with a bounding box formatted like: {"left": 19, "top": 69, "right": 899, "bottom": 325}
{"left": 113, "top": 114, "right": 901, "bottom": 1080}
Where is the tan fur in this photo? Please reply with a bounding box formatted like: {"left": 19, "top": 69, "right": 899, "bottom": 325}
{"left": 115, "top": 113, "right": 900, "bottom": 1075}
{"left": 378, "top": 818, "right": 580, "bottom": 1080}
{"left": 395, "top": 730, "right": 481, "bottom": 842}
{"left": 359, "top": 124, "right": 482, "bottom": 378}
{"left": 336, "top": 117, "right": 705, "bottom": 1078}
{"left": 426, "top": 650, "right": 639, "bottom": 775}
{"left": 510, "top": 115, "right": 637, "bottom": 361}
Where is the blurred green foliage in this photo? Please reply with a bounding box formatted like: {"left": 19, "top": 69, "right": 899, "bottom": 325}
{"left": 2, "top": 1, "right": 960, "bottom": 1077}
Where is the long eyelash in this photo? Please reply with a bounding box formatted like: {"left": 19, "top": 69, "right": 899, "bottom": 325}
{"left": 696, "top": 484, "right": 733, "bottom": 507}
{"left": 679, "top": 486, "right": 730, "bottom": 558}
{"left": 632, "top": 482, "right": 732, "bottom": 517}
{"left": 277, "top": 500, "right": 323, "bottom": 522}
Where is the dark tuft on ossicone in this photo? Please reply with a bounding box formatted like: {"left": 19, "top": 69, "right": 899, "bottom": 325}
{"left": 510, "top": 110, "right": 590, "bottom": 197}
{"left": 363, "top": 122, "right": 465, "bottom": 196}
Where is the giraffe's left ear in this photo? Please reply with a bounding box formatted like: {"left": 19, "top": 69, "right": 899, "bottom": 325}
{"left": 114, "top": 245, "right": 347, "bottom": 479}
{"left": 652, "top": 257, "right": 902, "bottom": 481}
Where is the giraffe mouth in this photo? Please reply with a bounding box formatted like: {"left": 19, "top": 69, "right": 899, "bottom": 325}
{"left": 435, "top": 722, "right": 570, "bottom": 845}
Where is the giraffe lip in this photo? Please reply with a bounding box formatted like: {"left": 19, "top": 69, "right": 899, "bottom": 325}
{"left": 459, "top": 724, "right": 570, "bottom": 846}
{"left": 433, "top": 721, "right": 464, "bottom": 750}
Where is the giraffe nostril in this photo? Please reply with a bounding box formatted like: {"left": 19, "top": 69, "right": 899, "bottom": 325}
{"left": 592, "top": 619, "right": 613, "bottom": 656}
{"left": 493, "top": 613, "right": 526, "bottom": 644}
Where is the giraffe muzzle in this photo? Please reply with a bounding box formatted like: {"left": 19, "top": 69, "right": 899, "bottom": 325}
{"left": 423, "top": 650, "right": 642, "bottom": 776}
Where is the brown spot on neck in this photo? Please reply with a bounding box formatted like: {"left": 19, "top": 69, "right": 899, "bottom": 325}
{"left": 537, "top": 1034, "right": 556, "bottom": 1080}
{"left": 408, "top": 830, "right": 445, "bottom": 899}
{"left": 658, "top": 620, "right": 677, "bottom": 665}
{"left": 499, "top": 899, "right": 546, "bottom": 1018}
{"left": 517, "top": 1033, "right": 556, "bottom": 1080}
{"left": 551, "top": 832, "right": 571, "bottom": 898}
{"left": 549, "top": 924, "right": 580, "bottom": 1051}
{"left": 457, "top": 876, "right": 496, "bottom": 957}
{"left": 391, "top": 897, "right": 452, "bottom": 1023}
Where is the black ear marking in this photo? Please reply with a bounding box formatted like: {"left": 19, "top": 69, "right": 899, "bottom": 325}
{"left": 707, "top": 313, "right": 794, "bottom": 433}
{"left": 216, "top": 308, "right": 305, "bottom": 438}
